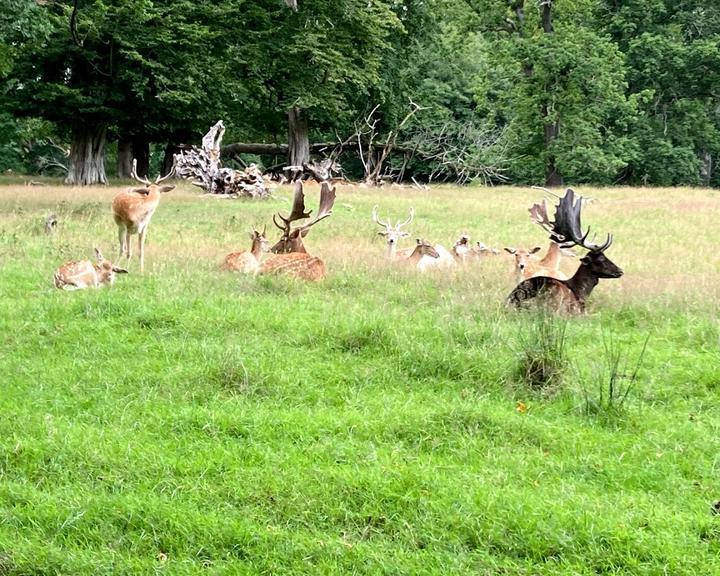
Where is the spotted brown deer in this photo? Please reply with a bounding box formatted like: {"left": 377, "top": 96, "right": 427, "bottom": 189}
{"left": 221, "top": 227, "right": 269, "bottom": 273}
{"left": 54, "top": 248, "right": 128, "bottom": 290}
{"left": 507, "top": 189, "right": 623, "bottom": 314}
{"left": 258, "top": 180, "right": 336, "bottom": 280}
{"left": 111, "top": 160, "right": 175, "bottom": 272}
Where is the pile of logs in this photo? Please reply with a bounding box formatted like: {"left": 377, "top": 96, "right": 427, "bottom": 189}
{"left": 174, "top": 121, "right": 270, "bottom": 198}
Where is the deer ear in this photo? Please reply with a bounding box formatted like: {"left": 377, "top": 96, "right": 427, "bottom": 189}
{"left": 530, "top": 246, "right": 542, "bottom": 254}
{"left": 300, "top": 228, "right": 310, "bottom": 238}
{"left": 112, "top": 266, "right": 129, "bottom": 274}
{"left": 504, "top": 247, "right": 516, "bottom": 255}
{"left": 130, "top": 187, "right": 150, "bottom": 195}
{"left": 377, "top": 231, "right": 388, "bottom": 237}
{"left": 248, "top": 232, "right": 255, "bottom": 241}
{"left": 158, "top": 185, "right": 175, "bottom": 194}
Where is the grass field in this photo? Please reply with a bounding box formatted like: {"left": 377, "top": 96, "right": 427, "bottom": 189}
{"left": 1, "top": 179, "right": 719, "bottom": 574}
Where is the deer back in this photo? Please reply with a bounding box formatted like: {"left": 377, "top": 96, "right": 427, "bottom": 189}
{"left": 112, "top": 183, "right": 175, "bottom": 228}
{"left": 258, "top": 252, "right": 326, "bottom": 281}
{"left": 506, "top": 276, "right": 583, "bottom": 314}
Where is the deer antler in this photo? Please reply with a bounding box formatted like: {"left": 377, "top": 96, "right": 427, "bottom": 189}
{"left": 396, "top": 207, "right": 414, "bottom": 230}
{"left": 131, "top": 159, "right": 151, "bottom": 185}
{"left": 155, "top": 164, "right": 175, "bottom": 184}
{"left": 529, "top": 199, "right": 553, "bottom": 234}
{"left": 372, "top": 205, "right": 391, "bottom": 229}
{"left": 551, "top": 188, "right": 612, "bottom": 252}
{"left": 297, "top": 182, "right": 336, "bottom": 233}
{"left": 273, "top": 180, "right": 312, "bottom": 234}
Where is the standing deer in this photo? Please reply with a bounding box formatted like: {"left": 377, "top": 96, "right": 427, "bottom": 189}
{"left": 506, "top": 189, "right": 623, "bottom": 314}
{"left": 54, "top": 248, "right": 128, "bottom": 290}
{"left": 112, "top": 160, "right": 175, "bottom": 272}
{"left": 221, "top": 226, "right": 269, "bottom": 273}
{"left": 258, "top": 180, "right": 336, "bottom": 280}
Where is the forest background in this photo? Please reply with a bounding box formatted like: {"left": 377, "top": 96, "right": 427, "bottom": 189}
{"left": 1, "top": 0, "right": 719, "bottom": 188}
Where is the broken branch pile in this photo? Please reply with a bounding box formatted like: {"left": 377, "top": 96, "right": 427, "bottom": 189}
{"left": 174, "top": 121, "right": 270, "bottom": 198}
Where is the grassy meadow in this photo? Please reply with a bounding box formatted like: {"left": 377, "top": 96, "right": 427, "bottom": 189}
{"left": 0, "top": 178, "right": 719, "bottom": 574}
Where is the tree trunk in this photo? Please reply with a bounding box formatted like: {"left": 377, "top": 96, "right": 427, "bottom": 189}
{"left": 541, "top": 1, "right": 554, "bottom": 33}
{"left": 117, "top": 138, "right": 133, "bottom": 179}
{"left": 64, "top": 123, "right": 108, "bottom": 185}
{"left": 162, "top": 142, "right": 182, "bottom": 177}
{"left": 288, "top": 107, "right": 310, "bottom": 167}
{"left": 132, "top": 134, "right": 150, "bottom": 178}
{"left": 543, "top": 105, "right": 562, "bottom": 187}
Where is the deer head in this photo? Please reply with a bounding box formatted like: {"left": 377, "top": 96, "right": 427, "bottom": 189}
{"left": 504, "top": 246, "right": 542, "bottom": 274}
{"left": 249, "top": 225, "right": 269, "bottom": 256}
{"left": 94, "top": 248, "right": 128, "bottom": 282}
{"left": 271, "top": 180, "right": 336, "bottom": 253}
{"left": 129, "top": 159, "right": 176, "bottom": 195}
{"left": 543, "top": 188, "right": 623, "bottom": 279}
{"left": 372, "top": 206, "right": 414, "bottom": 256}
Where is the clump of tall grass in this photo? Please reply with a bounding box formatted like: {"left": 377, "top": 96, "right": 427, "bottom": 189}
{"left": 513, "top": 312, "right": 568, "bottom": 392}
{"left": 581, "top": 332, "right": 650, "bottom": 420}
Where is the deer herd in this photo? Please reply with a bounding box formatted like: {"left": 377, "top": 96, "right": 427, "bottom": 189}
{"left": 52, "top": 163, "right": 624, "bottom": 314}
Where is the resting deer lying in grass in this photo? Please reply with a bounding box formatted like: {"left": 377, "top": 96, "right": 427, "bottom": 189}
{"left": 54, "top": 248, "right": 128, "bottom": 290}
{"left": 505, "top": 200, "right": 577, "bottom": 282}
{"left": 507, "top": 189, "right": 623, "bottom": 314}
{"left": 221, "top": 227, "right": 269, "bottom": 273}
{"left": 452, "top": 235, "right": 500, "bottom": 263}
{"left": 258, "top": 180, "right": 336, "bottom": 281}
{"left": 372, "top": 206, "right": 454, "bottom": 269}
{"left": 372, "top": 205, "right": 414, "bottom": 258}
{"left": 112, "top": 160, "right": 175, "bottom": 272}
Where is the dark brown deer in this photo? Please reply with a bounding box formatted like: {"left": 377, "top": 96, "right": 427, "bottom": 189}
{"left": 259, "top": 180, "right": 336, "bottom": 280}
{"left": 506, "top": 189, "right": 623, "bottom": 314}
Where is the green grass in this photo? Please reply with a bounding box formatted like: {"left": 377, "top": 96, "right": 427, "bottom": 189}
{"left": 0, "top": 180, "right": 719, "bottom": 574}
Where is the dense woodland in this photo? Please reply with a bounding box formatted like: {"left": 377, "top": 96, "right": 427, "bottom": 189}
{"left": 1, "top": 0, "right": 719, "bottom": 187}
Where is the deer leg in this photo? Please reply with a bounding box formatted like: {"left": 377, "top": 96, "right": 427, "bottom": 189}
{"left": 125, "top": 231, "right": 132, "bottom": 261}
{"left": 117, "top": 226, "right": 126, "bottom": 260}
{"left": 138, "top": 229, "right": 147, "bottom": 272}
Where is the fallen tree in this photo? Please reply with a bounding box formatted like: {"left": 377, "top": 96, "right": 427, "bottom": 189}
{"left": 174, "top": 121, "right": 269, "bottom": 198}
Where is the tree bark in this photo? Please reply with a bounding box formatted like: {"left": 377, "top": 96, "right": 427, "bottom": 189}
{"left": 132, "top": 134, "right": 150, "bottom": 178}
{"left": 162, "top": 142, "right": 182, "bottom": 177}
{"left": 64, "top": 123, "right": 108, "bottom": 185}
{"left": 117, "top": 138, "right": 133, "bottom": 179}
{"left": 288, "top": 107, "right": 310, "bottom": 167}
{"left": 543, "top": 103, "right": 562, "bottom": 187}
{"left": 541, "top": 1, "right": 554, "bottom": 33}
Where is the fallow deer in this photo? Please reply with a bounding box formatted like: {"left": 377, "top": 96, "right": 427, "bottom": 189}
{"left": 258, "top": 180, "right": 336, "bottom": 280}
{"left": 505, "top": 199, "right": 577, "bottom": 282}
{"left": 405, "top": 239, "right": 440, "bottom": 270}
{"left": 111, "top": 160, "right": 175, "bottom": 272}
{"left": 372, "top": 205, "right": 414, "bottom": 258}
{"left": 53, "top": 248, "right": 128, "bottom": 290}
{"left": 506, "top": 189, "right": 623, "bottom": 314}
{"left": 453, "top": 235, "right": 500, "bottom": 263}
{"left": 221, "top": 226, "right": 269, "bottom": 273}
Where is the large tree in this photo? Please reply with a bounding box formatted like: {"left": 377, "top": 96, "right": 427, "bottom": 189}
{"left": 6, "top": 0, "right": 238, "bottom": 184}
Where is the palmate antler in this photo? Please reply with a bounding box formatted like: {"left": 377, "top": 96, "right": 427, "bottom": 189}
{"left": 273, "top": 180, "right": 336, "bottom": 237}
{"left": 531, "top": 188, "right": 612, "bottom": 253}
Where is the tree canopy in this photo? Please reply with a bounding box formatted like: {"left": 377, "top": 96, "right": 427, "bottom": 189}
{"left": 1, "top": 0, "right": 719, "bottom": 186}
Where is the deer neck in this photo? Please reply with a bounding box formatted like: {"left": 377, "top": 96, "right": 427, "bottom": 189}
{"left": 565, "top": 263, "right": 599, "bottom": 303}
{"left": 407, "top": 246, "right": 425, "bottom": 263}
{"left": 250, "top": 238, "right": 263, "bottom": 260}
{"left": 387, "top": 242, "right": 398, "bottom": 258}
{"left": 540, "top": 242, "right": 561, "bottom": 268}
